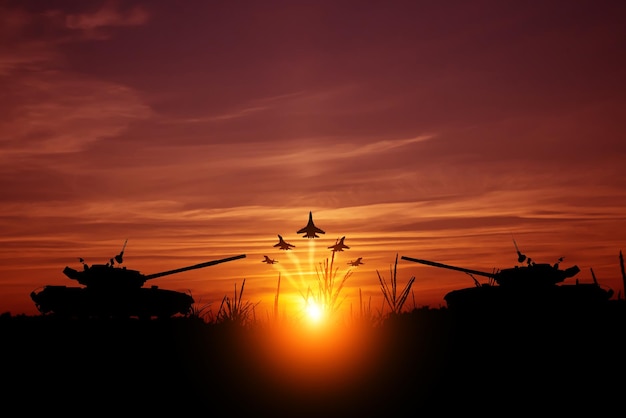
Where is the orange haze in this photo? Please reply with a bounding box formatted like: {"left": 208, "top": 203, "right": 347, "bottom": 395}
{"left": 1, "top": 1, "right": 625, "bottom": 317}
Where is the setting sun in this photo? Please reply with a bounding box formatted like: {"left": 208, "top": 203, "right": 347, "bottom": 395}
{"left": 305, "top": 300, "right": 324, "bottom": 324}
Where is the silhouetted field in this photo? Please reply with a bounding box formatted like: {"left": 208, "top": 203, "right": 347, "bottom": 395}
{"left": 2, "top": 303, "right": 625, "bottom": 416}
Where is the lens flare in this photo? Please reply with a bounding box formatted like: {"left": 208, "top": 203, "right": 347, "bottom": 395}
{"left": 263, "top": 228, "right": 357, "bottom": 327}
{"left": 305, "top": 300, "right": 324, "bottom": 324}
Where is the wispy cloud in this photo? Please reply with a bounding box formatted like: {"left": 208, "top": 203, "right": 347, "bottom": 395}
{"left": 0, "top": 74, "right": 152, "bottom": 157}
{"left": 235, "top": 134, "right": 435, "bottom": 168}
{"left": 65, "top": 1, "right": 149, "bottom": 39}
{"left": 0, "top": 2, "right": 153, "bottom": 159}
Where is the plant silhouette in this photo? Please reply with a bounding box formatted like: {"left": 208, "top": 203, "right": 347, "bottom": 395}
{"left": 377, "top": 253, "right": 415, "bottom": 315}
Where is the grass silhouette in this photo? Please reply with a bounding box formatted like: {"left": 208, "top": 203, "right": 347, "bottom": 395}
{"left": 216, "top": 278, "right": 260, "bottom": 326}
{"left": 188, "top": 293, "right": 213, "bottom": 322}
{"left": 351, "top": 287, "right": 382, "bottom": 327}
{"left": 201, "top": 253, "right": 417, "bottom": 328}
{"left": 377, "top": 253, "right": 416, "bottom": 316}
{"left": 300, "top": 250, "right": 353, "bottom": 324}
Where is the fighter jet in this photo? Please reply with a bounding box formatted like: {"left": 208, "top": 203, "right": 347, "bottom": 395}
{"left": 297, "top": 211, "right": 325, "bottom": 238}
{"left": 347, "top": 257, "right": 363, "bottom": 266}
{"left": 274, "top": 235, "right": 295, "bottom": 250}
{"left": 262, "top": 255, "right": 278, "bottom": 264}
{"left": 328, "top": 236, "right": 349, "bottom": 252}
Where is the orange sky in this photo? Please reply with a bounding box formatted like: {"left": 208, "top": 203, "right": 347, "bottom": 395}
{"left": 1, "top": 1, "right": 626, "bottom": 318}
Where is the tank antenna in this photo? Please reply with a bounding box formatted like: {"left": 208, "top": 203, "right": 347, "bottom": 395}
{"left": 512, "top": 236, "right": 526, "bottom": 264}
{"left": 115, "top": 239, "right": 128, "bottom": 265}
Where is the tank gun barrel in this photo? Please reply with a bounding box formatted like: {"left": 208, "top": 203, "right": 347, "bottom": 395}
{"left": 401, "top": 256, "right": 495, "bottom": 278}
{"left": 145, "top": 254, "right": 246, "bottom": 280}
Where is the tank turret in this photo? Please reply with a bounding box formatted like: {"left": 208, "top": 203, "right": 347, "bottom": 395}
{"left": 62, "top": 254, "right": 247, "bottom": 289}
{"left": 31, "top": 242, "right": 247, "bottom": 319}
{"left": 401, "top": 245, "right": 613, "bottom": 312}
{"left": 400, "top": 256, "right": 581, "bottom": 288}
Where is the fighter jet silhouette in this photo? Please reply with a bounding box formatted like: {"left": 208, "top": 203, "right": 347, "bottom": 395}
{"left": 297, "top": 211, "right": 325, "bottom": 238}
{"left": 274, "top": 235, "right": 295, "bottom": 250}
{"left": 262, "top": 255, "right": 278, "bottom": 264}
{"left": 347, "top": 257, "right": 363, "bottom": 266}
{"left": 328, "top": 236, "right": 349, "bottom": 252}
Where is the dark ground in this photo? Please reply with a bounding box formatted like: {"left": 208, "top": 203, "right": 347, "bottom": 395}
{"left": 2, "top": 303, "right": 625, "bottom": 417}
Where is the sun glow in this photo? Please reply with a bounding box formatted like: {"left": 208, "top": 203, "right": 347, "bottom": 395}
{"left": 305, "top": 300, "right": 324, "bottom": 324}
{"left": 262, "top": 214, "right": 360, "bottom": 328}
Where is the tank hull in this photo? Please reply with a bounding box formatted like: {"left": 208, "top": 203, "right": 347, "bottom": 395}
{"left": 30, "top": 285, "right": 194, "bottom": 319}
{"left": 444, "top": 283, "right": 613, "bottom": 313}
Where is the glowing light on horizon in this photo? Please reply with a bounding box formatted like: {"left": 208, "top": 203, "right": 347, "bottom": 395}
{"left": 261, "top": 232, "right": 355, "bottom": 326}
{"left": 305, "top": 300, "right": 324, "bottom": 324}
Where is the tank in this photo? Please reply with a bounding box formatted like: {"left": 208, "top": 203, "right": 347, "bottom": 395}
{"left": 30, "top": 241, "right": 247, "bottom": 319}
{"left": 401, "top": 243, "right": 614, "bottom": 313}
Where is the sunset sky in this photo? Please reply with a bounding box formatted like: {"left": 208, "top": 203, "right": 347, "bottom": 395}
{"left": 2, "top": 0, "right": 625, "bottom": 319}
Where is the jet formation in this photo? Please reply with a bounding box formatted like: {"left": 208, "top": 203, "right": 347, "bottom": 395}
{"left": 271, "top": 212, "right": 351, "bottom": 257}
{"left": 297, "top": 211, "right": 325, "bottom": 238}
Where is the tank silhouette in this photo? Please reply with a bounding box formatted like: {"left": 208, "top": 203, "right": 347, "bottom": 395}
{"left": 401, "top": 243, "right": 614, "bottom": 312}
{"left": 30, "top": 241, "right": 247, "bottom": 319}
